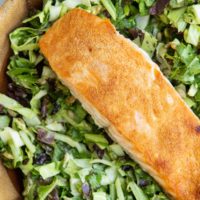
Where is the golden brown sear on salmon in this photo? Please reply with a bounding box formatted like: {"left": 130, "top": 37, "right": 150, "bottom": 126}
{"left": 39, "top": 9, "right": 200, "bottom": 200}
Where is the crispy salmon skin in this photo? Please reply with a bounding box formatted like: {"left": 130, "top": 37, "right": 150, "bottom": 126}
{"left": 39, "top": 9, "right": 200, "bottom": 200}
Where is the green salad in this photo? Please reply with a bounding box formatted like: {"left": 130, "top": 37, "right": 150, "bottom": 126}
{"left": 0, "top": 0, "right": 200, "bottom": 199}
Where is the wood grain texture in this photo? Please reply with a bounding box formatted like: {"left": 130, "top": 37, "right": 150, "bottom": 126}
{"left": 40, "top": 9, "right": 200, "bottom": 200}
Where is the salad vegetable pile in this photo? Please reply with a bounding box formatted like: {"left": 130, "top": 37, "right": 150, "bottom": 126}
{"left": 0, "top": 0, "right": 200, "bottom": 199}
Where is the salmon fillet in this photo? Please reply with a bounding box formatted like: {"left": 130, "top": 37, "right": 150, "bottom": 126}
{"left": 39, "top": 9, "right": 200, "bottom": 200}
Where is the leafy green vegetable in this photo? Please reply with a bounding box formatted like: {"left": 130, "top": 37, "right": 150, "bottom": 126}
{"left": 2, "top": 0, "right": 200, "bottom": 199}
{"left": 9, "top": 28, "right": 40, "bottom": 54}
{"left": 115, "top": 177, "right": 125, "bottom": 200}
{"left": 35, "top": 162, "right": 60, "bottom": 179}
{"left": 101, "top": 0, "right": 116, "bottom": 20}
{"left": 167, "top": 7, "right": 187, "bottom": 32}
{"left": 0, "top": 94, "right": 40, "bottom": 126}
{"left": 53, "top": 132, "right": 82, "bottom": 151}
{"left": 141, "top": 31, "right": 157, "bottom": 57}
{"left": 0, "top": 127, "right": 24, "bottom": 166}
{"left": 184, "top": 4, "right": 200, "bottom": 24}
{"left": 184, "top": 24, "right": 200, "bottom": 46}
{"left": 135, "top": 14, "right": 150, "bottom": 30}
{"left": 37, "top": 178, "right": 59, "bottom": 200}
{"left": 108, "top": 144, "right": 125, "bottom": 157}
{"left": 0, "top": 116, "right": 10, "bottom": 130}
{"left": 84, "top": 133, "right": 109, "bottom": 149}
{"left": 0, "top": 127, "right": 24, "bottom": 147}
{"left": 93, "top": 191, "right": 107, "bottom": 200}
{"left": 30, "top": 90, "right": 47, "bottom": 114}
{"left": 128, "top": 181, "right": 148, "bottom": 200}
{"left": 7, "top": 56, "right": 40, "bottom": 92}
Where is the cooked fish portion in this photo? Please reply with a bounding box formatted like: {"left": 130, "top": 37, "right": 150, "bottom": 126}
{"left": 39, "top": 9, "right": 200, "bottom": 200}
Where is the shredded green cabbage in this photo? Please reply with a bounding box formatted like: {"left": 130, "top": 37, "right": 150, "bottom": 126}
{"left": 1, "top": 0, "right": 200, "bottom": 199}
